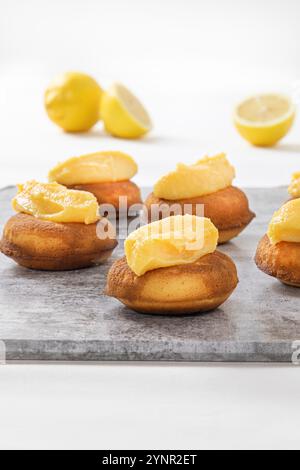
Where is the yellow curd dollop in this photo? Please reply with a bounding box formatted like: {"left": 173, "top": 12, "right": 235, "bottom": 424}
{"left": 125, "top": 214, "right": 218, "bottom": 276}
{"left": 268, "top": 199, "right": 300, "bottom": 244}
{"left": 153, "top": 153, "right": 235, "bottom": 200}
{"left": 12, "top": 181, "right": 100, "bottom": 224}
{"left": 288, "top": 172, "right": 300, "bottom": 198}
{"left": 48, "top": 151, "right": 138, "bottom": 186}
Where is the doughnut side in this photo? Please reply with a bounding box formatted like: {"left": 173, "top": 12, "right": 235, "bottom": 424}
{"left": 68, "top": 180, "right": 142, "bottom": 211}
{"left": 255, "top": 234, "right": 300, "bottom": 287}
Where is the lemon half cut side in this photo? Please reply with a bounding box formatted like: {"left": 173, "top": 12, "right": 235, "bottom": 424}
{"left": 101, "top": 83, "right": 152, "bottom": 139}
{"left": 234, "top": 93, "right": 295, "bottom": 147}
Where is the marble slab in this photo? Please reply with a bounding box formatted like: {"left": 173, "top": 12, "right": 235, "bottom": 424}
{"left": 0, "top": 186, "right": 299, "bottom": 362}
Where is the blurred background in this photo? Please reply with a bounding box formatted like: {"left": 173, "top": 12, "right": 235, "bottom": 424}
{"left": 1, "top": 0, "right": 300, "bottom": 188}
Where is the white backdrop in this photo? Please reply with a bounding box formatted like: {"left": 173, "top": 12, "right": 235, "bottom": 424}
{"left": 1, "top": 0, "right": 300, "bottom": 188}
{"left": 1, "top": 0, "right": 300, "bottom": 450}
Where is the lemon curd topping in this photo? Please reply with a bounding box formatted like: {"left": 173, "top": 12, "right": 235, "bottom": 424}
{"left": 153, "top": 153, "right": 235, "bottom": 200}
{"left": 44, "top": 71, "right": 103, "bottom": 132}
{"left": 125, "top": 214, "right": 218, "bottom": 276}
{"left": 48, "top": 151, "right": 138, "bottom": 186}
{"left": 12, "top": 181, "right": 100, "bottom": 224}
{"left": 288, "top": 172, "right": 300, "bottom": 199}
{"left": 268, "top": 199, "right": 300, "bottom": 244}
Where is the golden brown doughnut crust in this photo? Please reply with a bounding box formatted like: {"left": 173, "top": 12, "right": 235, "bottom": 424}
{"left": 106, "top": 252, "right": 238, "bottom": 315}
{"left": 68, "top": 180, "right": 142, "bottom": 211}
{"left": 255, "top": 234, "right": 300, "bottom": 287}
{"left": 0, "top": 213, "right": 118, "bottom": 271}
{"left": 144, "top": 186, "right": 255, "bottom": 243}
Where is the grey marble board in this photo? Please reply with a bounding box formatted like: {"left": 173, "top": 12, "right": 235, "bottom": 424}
{"left": 0, "top": 186, "right": 299, "bottom": 362}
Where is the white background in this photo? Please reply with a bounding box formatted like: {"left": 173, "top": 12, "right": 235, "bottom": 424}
{"left": 1, "top": 0, "right": 300, "bottom": 450}
{"left": 1, "top": 0, "right": 300, "bottom": 188}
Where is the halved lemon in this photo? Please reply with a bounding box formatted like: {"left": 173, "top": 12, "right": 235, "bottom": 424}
{"left": 234, "top": 93, "right": 295, "bottom": 147}
{"left": 101, "top": 83, "right": 152, "bottom": 139}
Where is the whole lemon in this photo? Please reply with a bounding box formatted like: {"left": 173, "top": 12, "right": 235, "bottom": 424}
{"left": 44, "top": 72, "right": 103, "bottom": 132}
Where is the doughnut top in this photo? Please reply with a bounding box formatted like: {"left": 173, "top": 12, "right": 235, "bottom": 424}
{"left": 268, "top": 199, "right": 300, "bottom": 244}
{"left": 125, "top": 214, "right": 218, "bottom": 276}
{"left": 12, "top": 181, "right": 100, "bottom": 224}
{"left": 48, "top": 151, "right": 138, "bottom": 185}
{"left": 153, "top": 153, "right": 235, "bottom": 200}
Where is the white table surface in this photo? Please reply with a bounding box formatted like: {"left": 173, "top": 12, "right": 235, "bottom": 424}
{"left": 1, "top": 0, "right": 300, "bottom": 450}
{"left": 0, "top": 363, "right": 299, "bottom": 450}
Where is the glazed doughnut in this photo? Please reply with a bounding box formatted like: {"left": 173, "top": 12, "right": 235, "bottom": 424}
{"left": 48, "top": 151, "right": 142, "bottom": 214}
{"left": 145, "top": 186, "right": 255, "bottom": 244}
{"left": 106, "top": 252, "right": 238, "bottom": 315}
{"left": 255, "top": 234, "right": 300, "bottom": 287}
{"left": 0, "top": 213, "right": 117, "bottom": 271}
